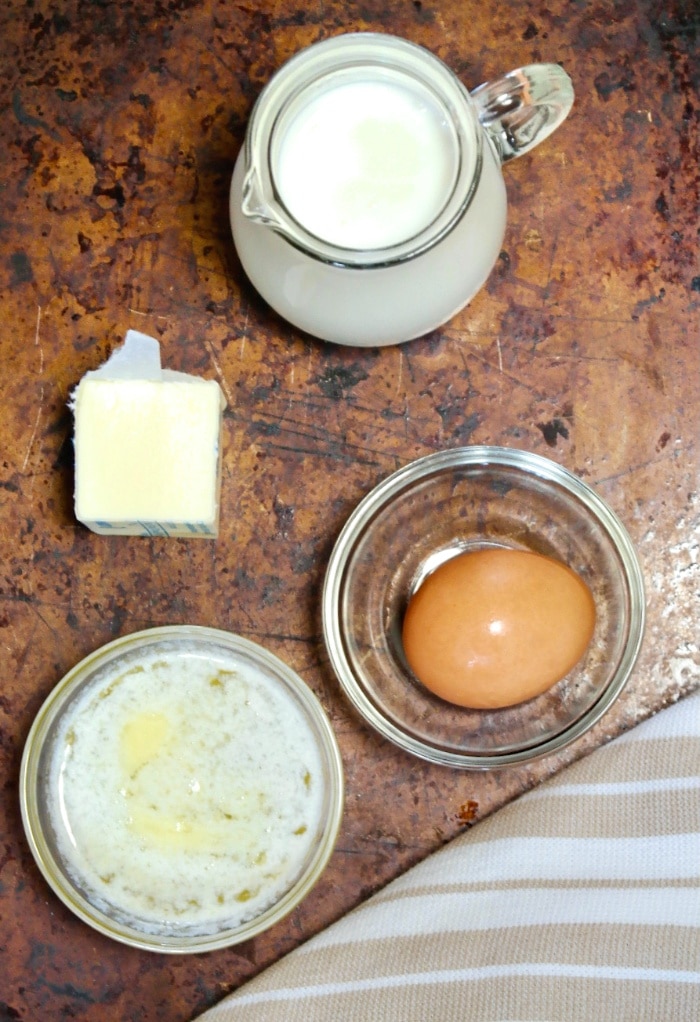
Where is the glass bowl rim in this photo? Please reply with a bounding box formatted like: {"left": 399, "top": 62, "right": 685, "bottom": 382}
{"left": 20, "top": 624, "right": 345, "bottom": 953}
{"left": 322, "top": 445, "right": 646, "bottom": 769}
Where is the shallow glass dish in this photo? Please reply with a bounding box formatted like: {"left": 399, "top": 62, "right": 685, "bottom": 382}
{"left": 20, "top": 626, "right": 344, "bottom": 953}
{"left": 322, "top": 446, "right": 645, "bottom": 769}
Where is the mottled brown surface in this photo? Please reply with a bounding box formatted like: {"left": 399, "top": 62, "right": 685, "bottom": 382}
{"left": 0, "top": 0, "right": 698, "bottom": 1018}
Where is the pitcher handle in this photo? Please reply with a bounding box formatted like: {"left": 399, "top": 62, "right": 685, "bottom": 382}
{"left": 471, "top": 63, "right": 574, "bottom": 163}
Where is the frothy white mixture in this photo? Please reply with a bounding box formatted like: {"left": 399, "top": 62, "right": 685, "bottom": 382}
{"left": 275, "top": 77, "right": 458, "bottom": 249}
{"left": 50, "top": 649, "right": 325, "bottom": 936}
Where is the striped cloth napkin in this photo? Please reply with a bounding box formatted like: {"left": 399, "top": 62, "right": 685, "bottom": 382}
{"left": 197, "top": 688, "right": 700, "bottom": 1021}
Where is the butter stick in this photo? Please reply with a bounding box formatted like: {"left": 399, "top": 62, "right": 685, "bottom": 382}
{"left": 72, "top": 331, "right": 225, "bottom": 538}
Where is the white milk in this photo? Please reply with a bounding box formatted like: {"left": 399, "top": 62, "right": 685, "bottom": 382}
{"left": 231, "top": 67, "right": 507, "bottom": 346}
{"left": 50, "top": 650, "right": 325, "bottom": 936}
{"left": 274, "top": 78, "right": 458, "bottom": 250}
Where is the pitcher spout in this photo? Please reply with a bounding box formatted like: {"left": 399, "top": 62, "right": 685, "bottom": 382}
{"left": 241, "top": 166, "right": 288, "bottom": 232}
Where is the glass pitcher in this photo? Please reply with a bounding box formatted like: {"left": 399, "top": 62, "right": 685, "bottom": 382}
{"left": 230, "top": 33, "right": 574, "bottom": 347}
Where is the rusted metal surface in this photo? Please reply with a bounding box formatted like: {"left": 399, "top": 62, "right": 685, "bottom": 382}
{"left": 0, "top": 1, "right": 697, "bottom": 1018}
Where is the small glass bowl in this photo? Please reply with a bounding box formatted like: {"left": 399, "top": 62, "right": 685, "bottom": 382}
{"left": 322, "top": 446, "right": 645, "bottom": 769}
{"left": 20, "top": 626, "right": 344, "bottom": 953}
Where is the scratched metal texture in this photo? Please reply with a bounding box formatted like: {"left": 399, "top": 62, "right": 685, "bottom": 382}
{"left": 0, "top": 0, "right": 698, "bottom": 1019}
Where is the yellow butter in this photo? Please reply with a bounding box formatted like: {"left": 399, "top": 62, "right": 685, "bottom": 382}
{"left": 72, "top": 332, "right": 225, "bottom": 538}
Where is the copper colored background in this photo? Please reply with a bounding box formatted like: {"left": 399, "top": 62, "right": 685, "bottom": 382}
{"left": 0, "top": 1, "right": 698, "bottom": 1019}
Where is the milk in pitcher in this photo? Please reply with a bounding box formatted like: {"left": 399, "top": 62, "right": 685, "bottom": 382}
{"left": 273, "top": 77, "right": 459, "bottom": 251}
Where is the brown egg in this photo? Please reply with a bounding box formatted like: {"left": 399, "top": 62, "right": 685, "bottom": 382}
{"left": 401, "top": 547, "right": 596, "bottom": 709}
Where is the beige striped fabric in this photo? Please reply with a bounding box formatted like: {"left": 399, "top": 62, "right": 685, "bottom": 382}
{"left": 197, "top": 689, "right": 700, "bottom": 1022}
